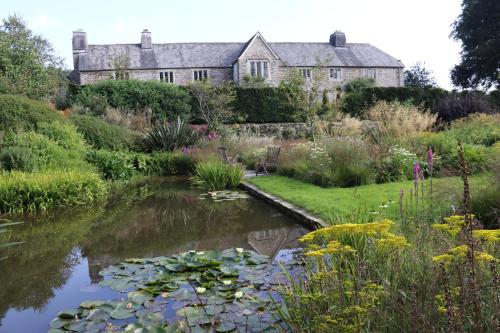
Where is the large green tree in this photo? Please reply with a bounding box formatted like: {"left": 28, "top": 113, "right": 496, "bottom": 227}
{"left": 450, "top": 0, "right": 500, "bottom": 89}
{"left": 0, "top": 14, "right": 64, "bottom": 99}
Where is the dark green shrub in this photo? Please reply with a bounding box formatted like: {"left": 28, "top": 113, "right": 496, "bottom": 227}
{"left": 0, "top": 94, "right": 63, "bottom": 132}
{"left": 234, "top": 87, "right": 306, "bottom": 123}
{"left": 141, "top": 117, "right": 201, "bottom": 152}
{"left": 85, "top": 150, "right": 136, "bottom": 181}
{"left": 76, "top": 80, "right": 192, "bottom": 121}
{"left": 0, "top": 147, "right": 35, "bottom": 171}
{"left": 70, "top": 114, "right": 137, "bottom": 150}
{"left": 0, "top": 170, "right": 108, "bottom": 214}
{"left": 147, "top": 152, "right": 195, "bottom": 176}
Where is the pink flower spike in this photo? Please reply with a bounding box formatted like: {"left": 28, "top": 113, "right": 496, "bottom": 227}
{"left": 427, "top": 147, "right": 433, "bottom": 174}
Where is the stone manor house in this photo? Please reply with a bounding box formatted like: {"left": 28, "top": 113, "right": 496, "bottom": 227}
{"left": 71, "top": 30, "right": 404, "bottom": 92}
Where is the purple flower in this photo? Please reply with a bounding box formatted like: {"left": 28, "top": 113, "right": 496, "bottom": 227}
{"left": 427, "top": 147, "right": 433, "bottom": 174}
{"left": 413, "top": 161, "right": 420, "bottom": 187}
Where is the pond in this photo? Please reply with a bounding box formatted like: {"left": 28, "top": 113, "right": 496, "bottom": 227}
{"left": 0, "top": 177, "right": 308, "bottom": 333}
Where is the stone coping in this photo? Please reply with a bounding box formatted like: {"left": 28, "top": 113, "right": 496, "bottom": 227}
{"left": 240, "top": 181, "right": 327, "bottom": 230}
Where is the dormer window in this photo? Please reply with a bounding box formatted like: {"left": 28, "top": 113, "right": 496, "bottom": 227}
{"left": 300, "top": 68, "right": 312, "bottom": 80}
{"left": 193, "top": 69, "right": 209, "bottom": 81}
{"left": 248, "top": 60, "right": 269, "bottom": 79}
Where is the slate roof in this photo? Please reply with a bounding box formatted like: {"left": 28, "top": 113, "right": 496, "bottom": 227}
{"left": 82, "top": 41, "right": 403, "bottom": 71}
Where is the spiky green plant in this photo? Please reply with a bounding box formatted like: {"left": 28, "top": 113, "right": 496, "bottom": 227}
{"left": 141, "top": 117, "right": 201, "bottom": 152}
{"left": 190, "top": 160, "right": 243, "bottom": 190}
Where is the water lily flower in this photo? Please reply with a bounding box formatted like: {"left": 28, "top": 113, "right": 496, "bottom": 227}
{"left": 195, "top": 287, "right": 206, "bottom": 294}
{"left": 126, "top": 302, "right": 133, "bottom": 309}
{"left": 222, "top": 280, "right": 232, "bottom": 285}
{"left": 236, "top": 248, "right": 243, "bottom": 253}
{"left": 234, "top": 291, "right": 243, "bottom": 299}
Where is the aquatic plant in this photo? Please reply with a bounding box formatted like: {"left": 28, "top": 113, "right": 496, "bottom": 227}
{"left": 190, "top": 160, "right": 244, "bottom": 190}
{"left": 47, "top": 248, "right": 300, "bottom": 332}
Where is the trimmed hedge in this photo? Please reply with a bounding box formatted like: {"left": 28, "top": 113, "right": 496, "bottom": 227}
{"left": 70, "top": 114, "right": 138, "bottom": 150}
{"left": 0, "top": 94, "right": 63, "bottom": 132}
{"left": 234, "top": 87, "right": 306, "bottom": 123}
{"left": 341, "top": 87, "right": 498, "bottom": 121}
{"left": 76, "top": 80, "right": 192, "bottom": 121}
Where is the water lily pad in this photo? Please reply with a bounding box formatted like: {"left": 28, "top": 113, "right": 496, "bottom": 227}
{"left": 49, "top": 318, "right": 72, "bottom": 329}
{"left": 110, "top": 309, "right": 135, "bottom": 320}
{"left": 63, "top": 319, "right": 87, "bottom": 332}
{"left": 215, "top": 321, "right": 237, "bottom": 332}
{"left": 57, "top": 308, "right": 82, "bottom": 319}
{"left": 128, "top": 291, "right": 154, "bottom": 305}
{"left": 80, "top": 300, "right": 105, "bottom": 309}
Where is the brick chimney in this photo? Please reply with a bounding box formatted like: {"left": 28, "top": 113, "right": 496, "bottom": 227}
{"left": 330, "top": 31, "right": 346, "bottom": 47}
{"left": 141, "top": 29, "right": 152, "bottom": 49}
{"left": 72, "top": 30, "right": 88, "bottom": 70}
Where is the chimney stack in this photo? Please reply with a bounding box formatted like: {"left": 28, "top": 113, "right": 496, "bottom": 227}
{"left": 330, "top": 31, "right": 346, "bottom": 47}
{"left": 72, "top": 30, "right": 88, "bottom": 70}
{"left": 141, "top": 29, "right": 152, "bottom": 49}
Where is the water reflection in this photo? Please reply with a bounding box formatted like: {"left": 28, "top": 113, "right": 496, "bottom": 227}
{"left": 0, "top": 177, "right": 308, "bottom": 332}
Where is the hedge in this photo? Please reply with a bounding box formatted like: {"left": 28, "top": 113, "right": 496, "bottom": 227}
{"left": 234, "top": 87, "right": 306, "bottom": 123}
{"left": 76, "top": 80, "right": 192, "bottom": 121}
{"left": 341, "top": 87, "right": 498, "bottom": 122}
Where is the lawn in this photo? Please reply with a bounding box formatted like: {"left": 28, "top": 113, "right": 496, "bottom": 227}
{"left": 248, "top": 174, "right": 489, "bottom": 223}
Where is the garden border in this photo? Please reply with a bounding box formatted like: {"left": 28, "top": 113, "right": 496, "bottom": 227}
{"left": 240, "top": 181, "right": 327, "bottom": 229}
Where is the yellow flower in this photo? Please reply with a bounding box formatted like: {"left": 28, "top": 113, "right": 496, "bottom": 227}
{"left": 473, "top": 229, "right": 500, "bottom": 243}
{"left": 376, "top": 233, "right": 410, "bottom": 250}
{"left": 476, "top": 252, "right": 496, "bottom": 263}
{"left": 432, "top": 254, "right": 454, "bottom": 264}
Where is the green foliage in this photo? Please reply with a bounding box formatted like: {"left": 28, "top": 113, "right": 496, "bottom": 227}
{"left": 188, "top": 80, "right": 238, "bottom": 132}
{"left": 0, "top": 15, "right": 65, "bottom": 99}
{"left": 450, "top": 0, "right": 500, "bottom": 89}
{"left": 0, "top": 170, "right": 107, "bottom": 214}
{"left": 0, "top": 94, "right": 63, "bottom": 132}
{"left": 76, "top": 79, "right": 192, "bottom": 121}
{"left": 340, "top": 78, "right": 376, "bottom": 117}
{"left": 1, "top": 131, "right": 92, "bottom": 172}
{"left": 147, "top": 152, "right": 195, "bottom": 176}
{"left": 404, "top": 62, "right": 437, "bottom": 88}
{"left": 70, "top": 114, "right": 137, "bottom": 150}
{"left": 141, "top": 117, "right": 201, "bottom": 152}
{"left": 85, "top": 150, "right": 136, "bottom": 181}
{"left": 190, "top": 160, "right": 244, "bottom": 190}
{"left": 37, "top": 121, "right": 87, "bottom": 151}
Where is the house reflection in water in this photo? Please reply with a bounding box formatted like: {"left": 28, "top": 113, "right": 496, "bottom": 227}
{"left": 248, "top": 227, "right": 304, "bottom": 261}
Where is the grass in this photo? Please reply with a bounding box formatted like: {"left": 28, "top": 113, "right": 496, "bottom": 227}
{"left": 248, "top": 174, "right": 489, "bottom": 223}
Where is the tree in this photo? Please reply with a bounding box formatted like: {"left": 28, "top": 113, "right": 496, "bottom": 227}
{"left": 404, "top": 62, "right": 437, "bottom": 88}
{"left": 450, "top": 0, "right": 500, "bottom": 89}
{"left": 0, "top": 14, "right": 64, "bottom": 99}
{"left": 188, "top": 80, "right": 237, "bottom": 133}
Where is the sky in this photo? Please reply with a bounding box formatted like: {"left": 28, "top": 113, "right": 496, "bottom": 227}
{"left": 2, "top": 0, "right": 463, "bottom": 89}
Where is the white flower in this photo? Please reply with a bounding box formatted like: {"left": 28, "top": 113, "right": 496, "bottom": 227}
{"left": 222, "top": 280, "right": 232, "bottom": 285}
{"left": 379, "top": 204, "right": 388, "bottom": 208}
{"left": 197, "top": 251, "right": 205, "bottom": 255}
{"left": 236, "top": 248, "right": 243, "bottom": 253}
{"left": 234, "top": 291, "right": 243, "bottom": 299}
{"left": 195, "top": 287, "right": 206, "bottom": 294}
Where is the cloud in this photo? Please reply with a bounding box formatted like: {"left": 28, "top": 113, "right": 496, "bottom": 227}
{"left": 31, "top": 14, "right": 59, "bottom": 28}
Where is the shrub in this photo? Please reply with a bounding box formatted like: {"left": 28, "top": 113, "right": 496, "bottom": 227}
{"left": 37, "top": 121, "right": 88, "bottom": 152}
{"left": 364, "top": 100, "right": 437, "bottom": 144}
{"left": 190, "top": 160, "right": 244, "bottom": 190}
{"left": 234, "top": 87, "right": 306, "bottom": 123}
{"left": 85, "top": 150, "right": 136, "bottom": 181}
{"left": 141, "top": 117, "right": 201, "bottom": 152}
{"left": 147, "top": 152, "right": 195, "bottom": 176}
{"left": 76, "top": 80, "right": 192, "bottom": 121}
{"left": 1, "top": 131, "right": 92, "bottom": 172}
{"left": 0, "top": 170, "right": 108, "bottom": 214}
{"left": 70, "top": 114, "right": 137, "bottom": 150}
{"left": 0, "top": 94, "right": 63, "bottom": 132}
{"left": 444, "top": 113, "right": 500, "bottom": 146}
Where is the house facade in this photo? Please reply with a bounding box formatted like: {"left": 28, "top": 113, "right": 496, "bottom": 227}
{"left": 71, "top": 30, "right": 404, "bottom": 90}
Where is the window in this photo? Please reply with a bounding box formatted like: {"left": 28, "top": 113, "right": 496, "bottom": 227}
{"left": 114, "top": 71, "right": 130, "bottom": 80}
{"left": 365, "top": 68, "right": 377, "bottom": 79}
{"left": 159, "top": 71, "right": 174, "bottom": 83}
{"left": 329, "top": 68, "right": 342, "bottom": 80}
{"left": 193, "top": 69, "right": 209, "bottom": 81}
{"left": 300, "top": 68, "right": 312, "bottom": 80}
{"left": 248, "top": 60, "right": 269, "bottom": 79}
